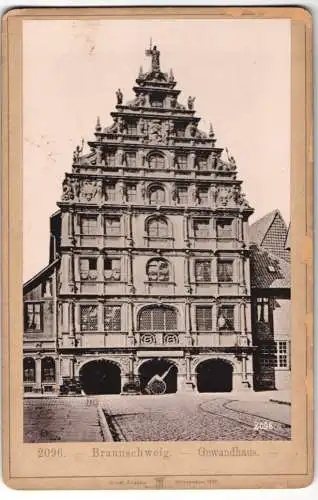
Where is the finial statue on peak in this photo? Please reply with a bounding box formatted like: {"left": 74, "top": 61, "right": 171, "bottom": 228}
{"left": 116, "top": 88, "right": 123, "bottom": 105}
{"left": 145, "top": 38, "right": 160, "bottom": 72}
{"left": 187, "top": 96, "right": 195, "bottom": 110}
{"left": 209, "top": 123, "right": 215, "bottom": 138}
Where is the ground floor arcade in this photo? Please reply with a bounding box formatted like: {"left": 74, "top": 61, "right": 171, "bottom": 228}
{"left": 23, "top": 350, "right": 254, "bottom": 395}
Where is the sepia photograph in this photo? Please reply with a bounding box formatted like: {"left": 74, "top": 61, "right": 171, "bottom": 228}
{"left": 1, "top": 5, "right": 314, "bottom": 490}
{"left": 22, "top": 18, "right": 292, "bottom": 444}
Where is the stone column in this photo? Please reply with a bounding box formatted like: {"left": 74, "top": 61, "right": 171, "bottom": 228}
{"left": 184, "top": 251, "right": 191, "bottom": 294}
{"left": 127, "top": 300, "right": 135, "bottom": 346}
{"left": 127, "top": 248, "right": 135, "bottom": 294}
{"left": 34, "top": 356, "right": 42, "bottom": 393}
{"left": 185, "top": 299, "right": 193, "bottom": 346}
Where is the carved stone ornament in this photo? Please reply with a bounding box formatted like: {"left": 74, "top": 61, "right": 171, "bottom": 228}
{"left": 216, "top": 186, "right": 234, "bottom": 207}
{"left": 148, "top": 119, "right": 164, "bottom": 144}
{"left": 80, "top": 180, "right": 98, "bottom": 202}
{"left": 62, "top": 177, "right": 74, "bottom": 201}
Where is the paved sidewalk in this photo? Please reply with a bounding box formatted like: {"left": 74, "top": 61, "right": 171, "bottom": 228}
{"left": 24, "top": 397, "right": 103, "bottom": 442}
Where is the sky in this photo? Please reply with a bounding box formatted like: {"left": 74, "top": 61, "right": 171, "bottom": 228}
{"left": 23, "top": 19, "right": 290, "bottom": 282}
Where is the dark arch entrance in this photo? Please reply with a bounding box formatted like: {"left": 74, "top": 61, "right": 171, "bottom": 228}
{"left": 196, "top": 359, "right": 233, "bottom": 393}
{"left": 139, "top": 359, "right": 178, "bottom": 394}
{"left": 79, "top": 360, "right": 121, "bottom": 395}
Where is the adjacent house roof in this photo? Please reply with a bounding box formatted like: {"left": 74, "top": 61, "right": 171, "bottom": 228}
{"left": 249, "top": 209, "right": 290, "bottom": 262}
{"left": 23, "top": 258, "right": 59, "bottom": 295}
{"left": 249, "top": 245, "right": 290, "bottom": 289}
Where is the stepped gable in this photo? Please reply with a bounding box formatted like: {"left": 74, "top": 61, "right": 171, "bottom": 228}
{"left": 59, "top": 43, "right": 252, "bottom": 215}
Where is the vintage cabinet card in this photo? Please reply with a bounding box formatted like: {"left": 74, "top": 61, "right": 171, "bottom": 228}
{"left": 1, "top": 6, "right": 313, "bottom": 489}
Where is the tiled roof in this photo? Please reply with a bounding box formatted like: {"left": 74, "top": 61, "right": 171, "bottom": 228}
{"left": 285, "top": 223, "right": 291, "bottom": 250}
{"left": 249, "top": 209, "right": 281, "bottom": 246}
{"left": 250, "top": 245, "right": 290, "bottom": 289}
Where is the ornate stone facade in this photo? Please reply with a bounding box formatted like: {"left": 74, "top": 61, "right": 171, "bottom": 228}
{"left": 23, "top": 44, "right": 260, "bottom": 395}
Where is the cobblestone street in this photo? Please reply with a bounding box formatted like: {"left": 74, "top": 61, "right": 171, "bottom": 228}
{"left": 24, "top": 393, "right": 291, "bottom": 442}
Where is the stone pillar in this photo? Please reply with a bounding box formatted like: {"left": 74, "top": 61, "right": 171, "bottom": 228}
{"left": 127, "top": 248, "right": 135, "bottom": 294}
{"left": 61, "top": 211, "right": 70, "bottom": 244}
{"left": 69, "top": 300, "right": 75, "bottom": 337}
{"left": 127, "top": 300, "right": 135, "bottom": 346}
{"left": 62, "top": 301, "right": 69, "bottom": 333}
{"left": 127, "top": 209, "right": 133, "bottom": 247}
{"left": 34, "top": 356, "right": 42, "bottom": 393}
{"left": 185, "top": 299, "right": 193, "bottom": 346}
{"left": 184, "top": 251, "right": 191, "bottom": 294}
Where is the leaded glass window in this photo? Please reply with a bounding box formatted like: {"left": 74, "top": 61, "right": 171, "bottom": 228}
{"left": 105, "top": 217, "right": 121, "bottom": 236}
{"left": 148, "top": 217, "right": 169, "bottom": 238}
{"left": 149, "top": 154, "right": 165, "bottom": 169}
{"left": 193, "top": 218, "right": 210, "bottom": 237}
{"left": 218, "top": 305, "right": 235, "bottom": 331}
{"left": 196, "top": 307, "right": 212, "bottom": 331}
{"left": 217, "top": 260, "right": 233, "bottom": 282}
{"left": 80, "top": 305, "right": 98, "bottom": 331}
{"left": 81, "top": 215, "right": 98, "bottom": 235}
{"left": 147, "top": 259, "right": 169, "bottom": 282}
{"left": 104, "top": 306, "right": 121, "bottom": 331}
{"left": 139, "top": 306, "right": 177, "bottom": 331}
{"left": 149, "top": 186, "right": 165, "bottom": 205}
{"left": 195, "top": 261, "right": 211, "bottom": 282}
{"left": 216, "top": 219, "right": 233, "bottom": 238}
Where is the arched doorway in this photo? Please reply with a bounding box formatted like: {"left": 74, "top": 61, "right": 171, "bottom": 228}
{"left": 139, "top": 359, "right": 178, "bottom": 394}
{"left": 79, "top": 360, "right": 121, "bottom": 395}
{"left": 196, "top": 359, "right": 233, "bottom": 393}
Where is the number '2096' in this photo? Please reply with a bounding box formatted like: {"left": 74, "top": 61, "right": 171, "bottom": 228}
{"left": 37, "top": 447, "right": 63, "bottom": 458}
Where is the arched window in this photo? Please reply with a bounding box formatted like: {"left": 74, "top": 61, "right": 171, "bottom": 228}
{"left": 139, "top": 306, "right": 177, "bottom": 331}
{"left": 148, "top": 153, "right": 165, "bottom": 169}
{"left": 23, "top": 357, "right": 35, "bottom": 382}
{"left": 147, "top": 217, "right": 169, "bottom": 238}
{"left": 147, "top": 259, "right": 170, "bottom": 282}
{"left": 41, "top": 357, "right": 56, "bottom": 383}
{"left": 149, "top": 186, "right": 165, "bottom": 205}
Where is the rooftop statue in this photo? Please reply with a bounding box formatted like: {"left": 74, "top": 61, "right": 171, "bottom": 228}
{"left": 145, "top": 40, "right": 160, "bottom": 72}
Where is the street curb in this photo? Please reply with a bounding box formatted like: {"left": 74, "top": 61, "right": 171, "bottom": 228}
{"left": 97, "top": 407, "right": 114, "bottom": 442}
{"left": 269, "top": 398, "right": 291, "bottom": 406}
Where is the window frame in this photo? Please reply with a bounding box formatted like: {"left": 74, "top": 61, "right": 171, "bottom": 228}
{"left": 80, "top": 304, "right": 98, "bottom": 332}
{"left": 138, "top": 306, "right": 177, "bottom": 332}
{"left": 147, "top": 258, "right": 170, "bottom": 282}
{"left": 104, "top": 216, "right": 121, "bottom": 236}
{"left": 195, "top": 306, "right": 213, "bottom": 332}
{"left": 216, "top": 218, "right": 233, "bottom": 239}
{"left": 147, "top": 217, "right": 170, "bottom": 239}
{"left": 104, "top": 305, "right": 121, "bottom": 332}
{"left": 104, "top": 257, "right": 121, "bottom": 281}
{"left": 80, "top": 215, "right": 98, "bottom": 235}
{"left": 217, "top": 305, "right": 235, "bottom": 332}
{"left": 195, "top": 260, "right": 212, "bottom": 283}
{"left": 148, "top": 153, "right": 165, "bottom": 169}
{"left": 149, "top": 186, "right": 166, "bottom": 205}
{"left": 217, "top": 260, "right": 234, "bottom": 283}
{"left": 24, "top": 302, "right": 43, "bottom": 332}
{"left": 193, "top": 218, "right": 211, "bottom": 238}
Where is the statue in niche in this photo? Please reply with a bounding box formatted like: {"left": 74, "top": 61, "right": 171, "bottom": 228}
{"left": 168, "top": 120, "right": 175, "bottom": 136}
{"left": 140, "top": 181, "right": 146, "bottom": 200}
{"left": 189, "top": 184, "right": 199, "bottom": 205}
{"left": 117, "top": 117, "right": 127, "bottom": 134}
{"left": 171, "top": 184, "right": 178, "bottom": 203}
{"left": 73, "top": 139, "right": 84, "bottom": 163}
{"left": 170, "top": 96, "right": 177, "bottom": 108}
{"left": 96, "top": 146, "right": 104, "bottom": 165}
{"left": 62, "top": 177, "right": 74, "bottom": 201}
{"left": 118, "top": 181, "right": 127, "bottom": 201}
{"left": 187, "top": 96, "right": 195, "bottom": 110}
{"left": 210, "top": 184, "right": 218, "bottom": 204}
{"left": 210, "top": 152, "right": 218, "bottom": 169}
{"left": 225, "top": 147, "right": 237, "bottom": 170}
{"left": 72, "top": 177, "right": 81, "bottom": 200}
{"left": 116, "top": 88, "right": 123, "bottom": 104}
{"left": 161, "top": 121, "right": 170, "bottom": 143}
{"left": 137, "top": 118, "right": 146, "bottom": 135}
{"left": 106, "top": 118, "right": 118, "bottom": 134}
{"left": 186, "top": 122, "right": 197, "bottom": 138}
{"left": 96, "top": 180, "right": 103, "bottom": 201}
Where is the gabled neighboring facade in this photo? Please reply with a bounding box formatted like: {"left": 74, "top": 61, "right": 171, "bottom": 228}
{"left": 249, "top": 211, "right": 291, "bottom": 391}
